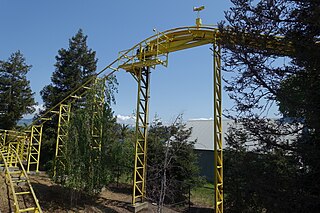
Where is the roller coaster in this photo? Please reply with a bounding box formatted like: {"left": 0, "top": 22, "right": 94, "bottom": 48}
{"left": 0, "top": 19, "right": 294, "bottom": 213}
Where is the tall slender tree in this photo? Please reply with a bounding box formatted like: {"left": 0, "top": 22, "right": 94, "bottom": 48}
{"left": 221, "top": 0, "right": 320, "bottom": 211}
{"left": 146, "top": 115, "right": 201, "bottom": 211}
{"left": 39, "top": 29, "right": 99, "bottom": 169}
{"left": 0, "top": 51, "right": 35, "bottom": 129}
{"left": 41, "top": 29, "right": 97, "bottom": 109}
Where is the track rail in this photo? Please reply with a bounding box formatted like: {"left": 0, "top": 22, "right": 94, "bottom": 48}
{"left": 0, "top": 144, "right": 42, "bottom": 212}
{"left": 1, "top": 25, "right": 294, "bottom": 145}
{"left": 1, "top": 25, "right": 303, "bottom": 213}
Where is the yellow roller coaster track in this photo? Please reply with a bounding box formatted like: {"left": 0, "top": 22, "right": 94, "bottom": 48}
{"left": 0, "top": 24, "right": 297, "bottom": 213}
{"left": 0, "top": 144, "right": 42, "bottom": 212}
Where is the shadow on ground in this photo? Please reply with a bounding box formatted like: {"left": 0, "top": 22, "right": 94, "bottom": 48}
{"left": 108, "top": 183, "right": 132, "bottom": 195}
{"left": 31, "top": 182, "right": 131, "bottom": 212}
{"left": 186, "top": 206, "right": 214, "bottom": 213}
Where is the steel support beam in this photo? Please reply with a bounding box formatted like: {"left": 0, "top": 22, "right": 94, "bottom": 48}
{"left": 91, "top": 78, "right": 105, "bottom": 153}
{"left": 27, "top": 125, "right": 43, "bottom": 173}
{"left": 0, "top": 130, "right": 7, "bottom": 147}
{"left": 132, "top": 67, "right": 150, "bottom": 205}
{"left": 53, "top": 103, "right": 71, "bottom": 178}
{"left": 17, "top": 135, "right": 28, "bottom": 162}
{"left": 213, "top": 41, "right": 223, "bottom": 213}
{"left": 0, "top": 145, "right": 43, "bottom": 212}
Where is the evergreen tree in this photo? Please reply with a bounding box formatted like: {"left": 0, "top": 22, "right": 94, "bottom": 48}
{"left": 60, "top": 78, "right": 120, "bottom": 197}
{"left": 0, "top": 51, "right": 35, "bottom": 129}
{"left": 104, "top": 122, "right": 134, "bottom": 183}
{"left": 39, "top": 29, "right": 99, "bottom": 169}
{"left": 146, "top": 115, "right": 202, "bottom": 210}
{"left": 41, "top": 29, "right": 97, "bottom": 109}
{"left": 221, "top": 0, "right": 320, "bottom": 211}
{"left": 277, "top": 1, "right": 320, "bottom": 210}
{"left": 224, "top": 125, "right": 298, "bottom": 213}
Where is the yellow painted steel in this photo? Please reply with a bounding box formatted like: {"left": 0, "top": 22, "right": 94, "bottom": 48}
{"left": 119, "top": 26, "right": 295, "bottom": 72}
{"left": 0, "top": 130, "right": 26, "bottom": 146}
{"left": 0, "top": 130, "right": 7, "bottom": 146}
{"left": 1, "top": 41, "right": 143, "bottom": 178}
{"left": 53, "top": 103, "right": 71, "bottom": 178}
{"left": 0, "top": 129, "right": 42, "bottom": 176}
{"left": 1, "top": 40, "right": 140, "bottom": 155}
{"left": 117, "top": 26, "right": 296, "bottom": 211}
{"left": 213, "top": 40, "right": 223, "bottom": 213}
{"left": 0, "top": 131, "right": 28, "bottom": 164}
{"left": 16, "top": 135, "right": 28, "bottom": 162}
{"left": 52, "top": 78, "right": 106, "bottom": 177}
{"left": 91, "top": 78, "right": 105, "bottom": 153}
{"left": 0, "top": 144, "right": 42, "bottom": 212}
{"left": 117, "top": 26, "right": 222, "bottom": 209}
{"left": 131, "top": 66, "right": 150, "bottom": 204}
{"left": 20, "top": 136, "right": 29, "bottom": 163}
{"left": 0, "top": 24, "right": 301, "bottom": 212}
{"left": 27, "top": 125, "right": 43, "bottom": 173}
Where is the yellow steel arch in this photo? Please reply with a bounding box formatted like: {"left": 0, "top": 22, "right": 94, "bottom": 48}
{"left": 0, "top": 25, "right": 296, "bottom": 213}
{"left": 118, "top": 25, "right": 294, "bottom": 212}
{"left": 118, "top": 25, "right": 223, "bottom": 212}
{"left": 118, "top": 25, "right": 292, "bottom": 72}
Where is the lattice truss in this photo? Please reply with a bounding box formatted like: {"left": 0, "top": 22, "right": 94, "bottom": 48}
{"left": 0, "top": 25, "right": 296, "bottom": 213}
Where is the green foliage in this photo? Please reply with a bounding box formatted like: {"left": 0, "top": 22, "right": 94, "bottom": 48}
{"left": 222, "top": 0, "right": 320, "bottom": 212}
{"left": 146, "top": 115, "right": 202, "bottom": 205}
{"left": 190, "top": 183, "right": 214, "bottom": 207}
{"left": 40, "top": 28, "right": 97, "bottom": 110}
{"left": 40, "top": 29, "right": 99, "bottom": 169}
{"left": 277, "top": 0, "right": 320, "bottom": 132}
{"left": 224, "top": 149, "right": 298, "bottom": 213}
{"left": 105, "top": 123, "right": 134, "bottom": 182}
{"left": 0, "top": 51, "right": 36, "bottom": 129}
{"left": 52, "top": 76, "right": 134, "bottom": 197}
{"left": 58, "top": 79, "right": 118, "bottom": 195}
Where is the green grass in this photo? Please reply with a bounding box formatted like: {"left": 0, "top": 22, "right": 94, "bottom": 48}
{"left": 190, "top": 183, "right": 215, "bottom": 207}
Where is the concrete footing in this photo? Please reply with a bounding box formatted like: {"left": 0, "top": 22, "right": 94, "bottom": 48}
{"left": 128, "top": 202, "right": 148, "bottom": 213}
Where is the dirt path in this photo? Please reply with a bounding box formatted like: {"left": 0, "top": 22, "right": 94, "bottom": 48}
{"left": 0, "top": 171, "right": 184, "bottom": 212}
{"left": 0, "top": 171, "right": 214, "bottom": 212}
{"left": 27, "top": 172, "right": 177, "bottom": 213}
{"left": 0, "top": 172, "right": 12, "bottom": 213}
{"left": 28, "top": 172, "right": 132, "bottom": 212}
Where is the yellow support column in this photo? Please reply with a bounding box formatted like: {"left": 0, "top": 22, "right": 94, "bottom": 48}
{"left": 213, "top": 40, "right": 223, "bottom": 213}
{"left": 21, "top": 135, "right": 30, "bottom": 163}
{"left": 17, "top": 135, "right": 28, "bottom": 162}
{"left": 91, "top": 78, "right": 105, "bottom": 152}
{"left": 27, "top": 125, "right": 43, "bottom": 173}
{"left": 132, "top": 66, "right": 150, "bottom": 205}
{"left": 7, "top": 133, "right": 25, "bottom": 162}
{"left": 53, "top": 103, "right": 71, "bottom": 179}
{"left": 0, "top": 145, "right": 43, "bottom": 213}
{"left": 0, "top": 130, "right": 7, "bottom": 147}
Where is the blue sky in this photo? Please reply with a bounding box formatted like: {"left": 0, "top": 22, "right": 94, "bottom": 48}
{"left": 1, "top": 0, "right": 236, "bottom": 123}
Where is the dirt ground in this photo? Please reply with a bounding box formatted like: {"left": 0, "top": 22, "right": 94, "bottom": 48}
{"left": 0, "top": 172, "right": 180, "bottom": 213}
{"left": 0, "top": 172, "right": 11, "bottom": 212}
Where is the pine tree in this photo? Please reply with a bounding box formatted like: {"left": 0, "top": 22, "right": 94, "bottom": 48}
{"left": 221, "top": 0, "right": 320, "bottom": 211}
{"left": 39, "top": 29, "right": 99, "bottom": 168}
{"left": 0, "top": 51, "right": 36, "bottom": 129}
{"left": 41, "top": 29, "right": 97, "bottom": 109}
